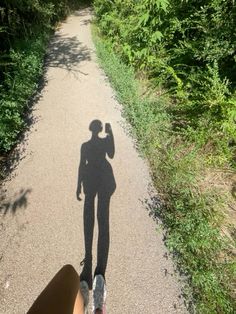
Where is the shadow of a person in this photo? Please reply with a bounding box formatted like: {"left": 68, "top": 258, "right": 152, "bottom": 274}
{"left": 77, "top": 120, "right": 116, "bottom": 289}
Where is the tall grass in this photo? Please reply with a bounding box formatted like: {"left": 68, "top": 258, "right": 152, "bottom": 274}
{"left": 92, "top": 28, "right": 236, "bottom": 313}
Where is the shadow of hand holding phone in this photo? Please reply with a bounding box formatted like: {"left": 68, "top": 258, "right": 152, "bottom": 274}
{"left": 77, "top": 120, "right": 116, "bottom": 289}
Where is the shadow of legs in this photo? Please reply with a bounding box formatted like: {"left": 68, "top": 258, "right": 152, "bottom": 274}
{"left": 80, "top": 194, "right": 95, "bottom": 289}
{"left": 95, "top": 194, "right": 110, "bottom": 278}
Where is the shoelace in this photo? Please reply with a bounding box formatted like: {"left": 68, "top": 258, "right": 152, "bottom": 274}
{"left": 80, "top": 258, "right": 85, "bottom": 266}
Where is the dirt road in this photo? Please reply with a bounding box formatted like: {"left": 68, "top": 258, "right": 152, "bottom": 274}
{"left": 0, "top": 8, "right": 186, "bottom": 313}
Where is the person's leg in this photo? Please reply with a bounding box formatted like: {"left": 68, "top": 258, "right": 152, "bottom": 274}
{"left": 95, "top": 194, "right": 110, "bottom": 277}
{"left": 73, "top": 281, "right": 89, "bottom": 314}
{"left": 73, "top": 290, "right": 85, "bottom": 314}
{"left": 80, "top": 193, "right": 95, "bottom": 288}
{"left": 27, "top": 265, "right": 84, "bottom": 314}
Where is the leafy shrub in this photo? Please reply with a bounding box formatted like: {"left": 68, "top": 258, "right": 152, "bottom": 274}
{"left": 94, "top": 0, "right": 236, "bottom": 161}
{"left": 93, "top": 30, "right": 236, "bottom": 313}
{"left": 0, "top": 0, "right": 87, "bottom": 152}
{"left": 0, "top": 34, "right": 48, "bottom": 151}
{"left": 93, "top": 0, "right": 236, "bottom": 311}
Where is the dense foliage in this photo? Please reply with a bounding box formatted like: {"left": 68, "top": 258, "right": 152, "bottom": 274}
{"left": 93, "top": 0, "right": 236, "bottom": 312}
{"left": 0, "top": 0, "right": 84, "bottom": 152}
{"left": 93, "top": 30, "right": 236, "bottom": 314}
{"left": 94, "top": 0, "right": 236, "bottom": 160}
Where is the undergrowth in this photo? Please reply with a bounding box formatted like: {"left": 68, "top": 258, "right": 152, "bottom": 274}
{"left": 92, "top": 28, "right": 236, "bottom": 313}
{"left": 0, "top": 0, "right": 91, "bottom": 154}
{"left": 93, "top": 0, "right": 236, "bottom": 168}
{"left": 0, "top": 34, "right": 49, "bottom": 151}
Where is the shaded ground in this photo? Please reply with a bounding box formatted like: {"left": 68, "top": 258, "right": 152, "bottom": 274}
{"left": 0, "top": 8, "right": 186, "bottom": 313}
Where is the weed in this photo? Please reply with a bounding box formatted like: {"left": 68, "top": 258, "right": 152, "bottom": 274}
{"left": 92, "top": 27, "right": 236, "bottom": 313}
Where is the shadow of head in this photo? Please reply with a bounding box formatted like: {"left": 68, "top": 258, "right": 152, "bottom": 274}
{"left": 0, "top": 188, "right": 32, "bottom": 215}
{"left": 89, "top": 119, "right": 103, "bottom": 135}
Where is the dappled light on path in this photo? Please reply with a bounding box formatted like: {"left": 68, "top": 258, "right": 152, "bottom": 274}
{"left": 0, "top": 188, "right": 32, "bottom": 215}
{"left": 46, "top": 34, "right": 91, "bottom": 75}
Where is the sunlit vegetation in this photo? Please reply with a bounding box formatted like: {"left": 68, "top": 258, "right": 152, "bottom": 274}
{"left": 0, "top": 0, "right": 88, "bottom": 152}
{"left": 93, "top": 0, "right": 236, "bottom": 312}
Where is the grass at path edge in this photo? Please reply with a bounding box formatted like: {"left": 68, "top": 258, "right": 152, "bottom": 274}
{"left": 92, "top": 26, "right": 236, "bottom": 314}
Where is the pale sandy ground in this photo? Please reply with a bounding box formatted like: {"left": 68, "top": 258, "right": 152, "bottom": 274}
{"left": 0, "top": 8, "right": 187, "bottom": 314}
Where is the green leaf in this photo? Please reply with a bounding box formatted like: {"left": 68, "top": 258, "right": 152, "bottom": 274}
{"left": 139, "top": 12, "right": 149, "bottom": 26}
{"left": 151, "top": 31, "right": 163, "bottom": 43}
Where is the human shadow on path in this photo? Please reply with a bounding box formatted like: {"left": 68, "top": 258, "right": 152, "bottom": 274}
{"left": 77, "top": 120, "right": 116, "bottom": 289}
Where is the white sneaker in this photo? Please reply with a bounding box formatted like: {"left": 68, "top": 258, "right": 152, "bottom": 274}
{"left": 80, "top": 280, "right": 89, "bottom": 314}
{"left": 92, "top": 275, "right": 107, "bottom": 313}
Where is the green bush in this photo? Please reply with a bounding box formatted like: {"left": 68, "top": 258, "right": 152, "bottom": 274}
{"left": 0, "top": 0, "right": 86, "bottom": 152}
{"left": 93, "top": 31, "right": 236, "bottom": 313}
{"left": 94, "top": 0, "right": 236, "bottom": 161}
{"left": 0, "top": 34, "right": 48, "bottom": 151}
{"left": 93, "top": 0, "right": 236, "bottom": 311}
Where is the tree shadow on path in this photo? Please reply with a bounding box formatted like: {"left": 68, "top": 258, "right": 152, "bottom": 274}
{"left": 46, "top": 34, "right": 91, "bottom": 75}
{"left": 0, "top": 33, "right": 91, "bottom": 181}
{"left": 76, "top": 120, "right": 116, "bottom": 289}
{"left": 0, "top": 188, "right": 32, "bottom": 215}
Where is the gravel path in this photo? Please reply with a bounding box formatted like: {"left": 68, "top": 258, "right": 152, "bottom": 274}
{"left": 0, "top": 8, "right": 186, "bottom": 314}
